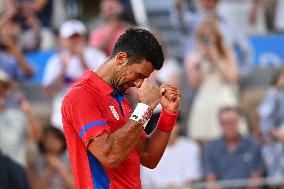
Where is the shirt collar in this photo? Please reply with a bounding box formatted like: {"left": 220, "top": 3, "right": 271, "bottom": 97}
{"left": 85, "top": 70, "right": 114, "bottom": 96}
{"left": 221, "top": 135, "right": 245, "bottom": 153}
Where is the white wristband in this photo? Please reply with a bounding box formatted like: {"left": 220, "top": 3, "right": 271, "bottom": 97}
{"left": 130, "top": 103, "right": 152, "bottom": 128}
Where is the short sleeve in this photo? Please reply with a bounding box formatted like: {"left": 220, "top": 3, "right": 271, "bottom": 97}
{"left": 62, "top": 96, "right": 110, "bottom": 147}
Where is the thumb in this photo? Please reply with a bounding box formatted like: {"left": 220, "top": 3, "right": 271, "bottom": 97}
{"left": 160, "top": 84, "right": 166, "bottom": 96}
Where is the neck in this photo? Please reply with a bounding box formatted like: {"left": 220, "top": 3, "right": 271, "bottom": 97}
{"left": 225, "top": 135, "right": 240, "bottom": 150}
{"left": 95, "top": 59, "right": 114, "bottom": 86}
{"left": 105, "top": 16, "right": 122, "bottom": 24}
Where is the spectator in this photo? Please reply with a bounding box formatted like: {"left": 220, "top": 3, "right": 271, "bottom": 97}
{"left": 217, "top": 0, "right": 266, "bottom": 35}
{"left": 275, "top": 0, "right": 284, "bottom": 32}
{"left": 3, "top": 0, "right": 55, "bottom": 50}
{"left": 141, "top": 118, "right": 201, "bottom": 189}
{"left": 186, "top": 19, "right": 239, "bottom": 143}
{"left": 0, "top": 150, "right": 31, "bottom": 189}
{"left": 0, "top": 69, "right": 41, "bottom": 167}
{"left": 89, "top": 0, "right": 132, "bottom": 56}
{"left": 29, "top": 126, "right": 74, "bottom": 189}
{"left": 3, "top": 0, "right": 53, "bottom": 28}
{"left": 42, "top": 19, "right": 106, "bottom": 129}
{"left": 170, "top": 0, "right": 252, "bottom": 77}
{"left": 258, "top": 68, "right": 284, "bottom": 180}
{"left": 203, "top": 106, "right": 263, "bottom": 186}
{"left": 0, "top": 15, "right": 34, "bottom": 80}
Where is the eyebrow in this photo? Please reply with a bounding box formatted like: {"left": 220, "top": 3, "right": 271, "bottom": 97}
{"left": 137, "top": 72, "right": 147, "bottom": 79}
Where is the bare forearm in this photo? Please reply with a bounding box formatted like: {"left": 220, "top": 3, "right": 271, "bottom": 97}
{"left": 141, "top": 128, "right": 171, "bottom": 168}
{"left": 25, "top": 110, "right": 42, "bottom": 142}
{"left": 31, "top": 0, "right": 48, "bottom": 12}
{"left": 15, "top": 53, "right": 34, "bottom": 77}
{"left": 89, "top": 120, "right": 144, "bottom": 168}
{"left": 108, "top": 121, "right": 143, "bottom": 163}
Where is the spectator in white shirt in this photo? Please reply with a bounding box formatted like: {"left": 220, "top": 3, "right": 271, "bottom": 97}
{"left": 42, "top": 19, "right": 106, "bottom": 129}
{"left": 170, "top": 0, "right": 253, "bottom": 78}
{"left": 141, "top": 118, "right": 201, "bottom": 189}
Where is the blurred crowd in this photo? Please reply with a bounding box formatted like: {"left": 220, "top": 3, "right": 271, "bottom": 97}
{"left": 0, "top": 0, "right": 284, "bottom": 189}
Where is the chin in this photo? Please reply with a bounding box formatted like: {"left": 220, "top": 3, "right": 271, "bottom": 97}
{"left": 114, "top": 86, "right": 126, "bottom": 94}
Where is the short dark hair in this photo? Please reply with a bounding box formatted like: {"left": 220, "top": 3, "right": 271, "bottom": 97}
{"left": 38, "top": 125, "right": 67, "bottom": 154}
{"left": 218, "top": 106, "right": 240, "bottom": 121}
{"left": 111, "top": 28, "right": 164, "bottom": 70}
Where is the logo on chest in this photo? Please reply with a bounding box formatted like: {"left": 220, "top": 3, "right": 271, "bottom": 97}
{"left": 109, "top": 106, "right": 120, "bottom": 120}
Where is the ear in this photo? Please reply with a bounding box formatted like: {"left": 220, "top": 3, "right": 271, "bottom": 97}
{"left": 115, "top": 52, "right": 128, "bottom": 66}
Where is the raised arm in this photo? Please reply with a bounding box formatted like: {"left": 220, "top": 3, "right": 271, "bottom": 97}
{"left": 87, "top": 82, "right": 162, "bottom": 168}
{"left": 139, "top": 85, "right": 181, "bottom": 169}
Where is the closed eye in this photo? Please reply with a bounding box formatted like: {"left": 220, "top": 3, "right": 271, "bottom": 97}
{"left": 136, "top": 73, "right": 145, "bottom": 79}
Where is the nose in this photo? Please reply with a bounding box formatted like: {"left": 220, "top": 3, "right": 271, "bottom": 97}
{"left": 134, "top": 79, "right": 144, "bottom": 88}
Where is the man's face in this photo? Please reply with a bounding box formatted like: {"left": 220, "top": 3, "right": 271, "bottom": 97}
{"left": 111, "top": 59, "right": 155, "bottom": 94}
{"left": 100, "top": 0, "right": 123, "bottom": 20}
{"left": 44, "top": 132, "right": 64, "bottom": 154}
{"left": 61, "top": 34, "right": 85, "bottom": 53}
{"left": 198, "top": 0, "right": 218, "bottom": 12}
{"left": 220, "top": 110, "right": 239, "bottom": 139}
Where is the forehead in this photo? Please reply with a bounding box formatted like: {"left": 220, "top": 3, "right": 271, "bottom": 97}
{"left": 129, "top": 60, "right": 155, "bottom": 76}
{"left": 220, "top": 110, "right": 238, "bottom": 119}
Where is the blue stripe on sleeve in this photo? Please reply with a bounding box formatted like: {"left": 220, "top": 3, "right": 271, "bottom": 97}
{"left": 79, "top": 121, "right": 107, "bottom": 139}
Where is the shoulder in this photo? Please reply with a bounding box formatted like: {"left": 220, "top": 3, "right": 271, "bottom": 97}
{"left": 5, "top": 108, "right": 26, "bottom": 120}
{"left": 91, "top": 24, "right": 107, "bottom": 34}
{"left": 242, "top": 136, "right": 260, "bottom": 148}
{"left": 64, "top": 82, "right": 101, "bottom": 107}
{"left": 204, "top": 138, "right": 224, "bottom": 152}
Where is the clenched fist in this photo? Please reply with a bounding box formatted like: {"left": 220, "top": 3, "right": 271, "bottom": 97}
{"left": 137, "top": 81, "right": 162, "bottom": 109}
{"left": 160, "top": 84, "right": 181, "bottom": 113}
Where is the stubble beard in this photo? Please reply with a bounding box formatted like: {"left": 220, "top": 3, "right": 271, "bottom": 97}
{"left": 111, "top": 67, "right": 128, "bottom": 94}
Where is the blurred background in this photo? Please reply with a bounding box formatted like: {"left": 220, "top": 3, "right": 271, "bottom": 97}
{"left": 0, "top": 0, "right": 284, "bottom": 188}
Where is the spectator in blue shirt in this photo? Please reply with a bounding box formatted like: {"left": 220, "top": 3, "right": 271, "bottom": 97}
{"left": 0, "top": 15, "right": 34, "bottom": 80}
{"left": 203, "top": 106, "right": 263, "bottom": 187}
{"left": 258, "top": 68, "right": 284, "bottom": 181}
